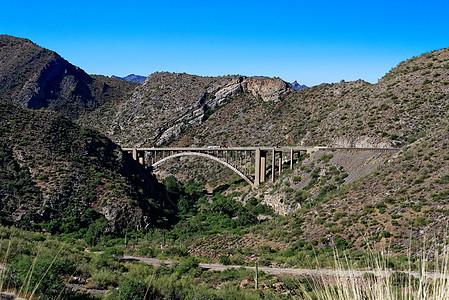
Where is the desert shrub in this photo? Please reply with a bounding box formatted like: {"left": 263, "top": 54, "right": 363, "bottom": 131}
{"left": 283, "top": 247, "right": 297, "bottom": 257}
{"left": 117, "top": 276, "right": 151, "bottom": 300}
{"left": 413, "top": 216, "right": 428, "bottom": 227}
{"left": 165, "top": 247, "right": 188, "bottom": 257}
{"left": 103, "top": 246, "right": 124, "bottom": 258}
{"left": 137, "top": 247, "right": 156, "bottom": 257}
{"left": 320, "top": 153, "right": 333, "bottom": 163}
{"left": 294, "top": 190, "right": 309, "bottom": 203}
{"left": 381, "top": 231, "right": 392, "bottom": 238}
{"left": 220, "top": 255, "right": 232, "bottom": 265}
{"left": 376, "top": 202, "right": 387, "bottom": 214}
{"left": 363, "top": 204, "right": 374, "bottom": 214}
{"left": 333, "top": 211, "right": 347, "bottom": 221}
{"left": 90, "top": 268, "right": 119, "bottom": 288}
{"left": 334, "top": 236, "right": 348, "bottom": 249}
{"left": 211, "top": 194, "right": 241, "bottom": 217}
{"left": 292, "top": 175, "right": 302, "bottom": 182}
{"left": 175, "top": 256, "right": 200, "bottom": 276}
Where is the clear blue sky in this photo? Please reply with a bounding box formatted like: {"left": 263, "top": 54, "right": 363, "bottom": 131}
{"left": 2, "top": 0, "right": 448, "bottom": 86}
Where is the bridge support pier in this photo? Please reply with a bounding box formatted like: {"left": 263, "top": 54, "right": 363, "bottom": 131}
{"left": 254, "top": 148, "right": 267, "bottom": 187}
{"left": 260, "top": 152, "right": 266, "bottom": 183}
{"left": 290, "top": 149, "right": 294, "bottom": 169}
{"left": 254, "top": 148, "right": 261, "bottom": 188}
{"left": 138, "top": 151, "right": 145, "bottom": 167}
{"left": 279, "top": 152, "right": 282, "bottom": 176}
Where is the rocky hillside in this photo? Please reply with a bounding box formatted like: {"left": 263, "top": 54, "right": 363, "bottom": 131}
{"left": 0, "top": 35, "right": 138, "bottom": 120}
{"left": 168, "top": 49, "right": 449, "bottom": 150}
{"left": 129, "top": 48, "right": 449, "bottom": 250}
{"left": 0, "top": 100, "right": 169, "bottom": 232}
{"left": 80, "top": 72, "right": 293, "bottom": 146}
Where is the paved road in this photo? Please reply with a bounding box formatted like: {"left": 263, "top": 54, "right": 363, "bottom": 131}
{"left": 122, "top": 256, "right": 444, "bottom": 279}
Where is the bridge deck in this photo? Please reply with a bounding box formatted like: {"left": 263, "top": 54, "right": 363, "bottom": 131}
{"left": 122, "top": 147, "right": 400, "bottom": 152}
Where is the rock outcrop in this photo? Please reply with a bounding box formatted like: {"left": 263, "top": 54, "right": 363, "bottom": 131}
{"left": 243, "top": 77, "right": 292, "bottom": 102}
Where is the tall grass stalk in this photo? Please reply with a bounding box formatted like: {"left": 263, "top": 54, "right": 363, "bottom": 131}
{"left": 28, "top": 246, "right": 63, "bottom": 299}
{"left": 301, "top": 244, "right": 449, "bottom": 300}
{"left": 0, "top": 240, "right": 12, "bottom": 293}
{"left": 20, "top": 244, "right": 43, "bottom": 295}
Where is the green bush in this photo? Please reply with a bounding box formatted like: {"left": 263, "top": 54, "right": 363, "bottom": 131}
{"left": 175, "top": 256, "right": 200, "bottom": 276}
{"left": 282, "top": 247, "right": 297, "bottom": 257}
{"left": 376, "top": 202, "right": 387, "bottom": 214}
{"left": 294, "top": 190, "right": 309, "bottom": 203}
{"left": 118, "top": 276, "right": 150, "bottom": 300}
{"left": 103, "top": 247, "right": 124, "bottom": 258}
{"left": 363, "top": 204, "right": 374, "bottom": 214}
{"left": 320, "top": 153, "right": 333, "bottom": 163}
{"left": 381, "top": 231, "right": 392, "bottom": 238}
{"left": 137, "top": 247, "right": 156, "bottom": 257}
{"left": 219, "top": 255, "right": 232, "bottom": 265}
{"left": 90, "top": 268, "right": 119, "bottom": 288}
{"left": 413, "top": 216, "right": 428, "bottom": 227}
{"left": 165, "top": 247, "right": 188, "bottom": 257}
{"left": 292, "top": 175, "right": 302, "bottom": 182}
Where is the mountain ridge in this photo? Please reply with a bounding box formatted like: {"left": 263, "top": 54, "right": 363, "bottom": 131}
{"left": 0, "top": 34, "right": 138, "bottom": 120}
{"left": 112, "top": 74, "right": 146, "bottom": 84}
{"left": 289, "top": 80, "right": 308, "bottom": 90}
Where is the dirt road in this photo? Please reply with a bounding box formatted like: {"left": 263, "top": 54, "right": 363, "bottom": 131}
{"left": 122, "top": 255, "right": 441, "bottom": 279}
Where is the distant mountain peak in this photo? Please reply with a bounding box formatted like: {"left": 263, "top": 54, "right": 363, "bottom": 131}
{"left": 112, "top": 74, "right": 147, "bottom": 84}
{"left": 289, "top": 81, "right": 308, "bottom": 90}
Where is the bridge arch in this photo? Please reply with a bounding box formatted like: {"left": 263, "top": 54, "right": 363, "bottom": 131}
{"left": 151, "top": 152, "right": 255, "bottom": 188}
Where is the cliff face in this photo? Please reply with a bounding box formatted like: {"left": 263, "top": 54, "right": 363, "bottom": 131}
{"left": 244, "top": 77, "right": 291, "bottom": 102}
{"left": 0, "top": 35, "right": 138, "bottom": 120}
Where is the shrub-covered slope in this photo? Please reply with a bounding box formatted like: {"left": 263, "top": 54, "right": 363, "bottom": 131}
{"left": 0, "top": 100, "right": 168, "bottom": 232}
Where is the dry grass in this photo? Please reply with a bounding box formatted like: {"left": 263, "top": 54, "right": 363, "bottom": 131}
{"left": 301, "top": 245, "right": 449, "bottom": 300}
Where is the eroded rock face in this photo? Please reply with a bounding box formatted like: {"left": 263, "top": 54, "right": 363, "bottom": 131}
{"left": 262, "top": 192, "right": 297, "bottom": 216}
{"left": 243, "top": 77, "right": 292, "bottom": 102}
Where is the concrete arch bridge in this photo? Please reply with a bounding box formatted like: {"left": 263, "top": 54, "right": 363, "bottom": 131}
{"left": 122, "top": 147, "right": 399, "bottom": 189}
